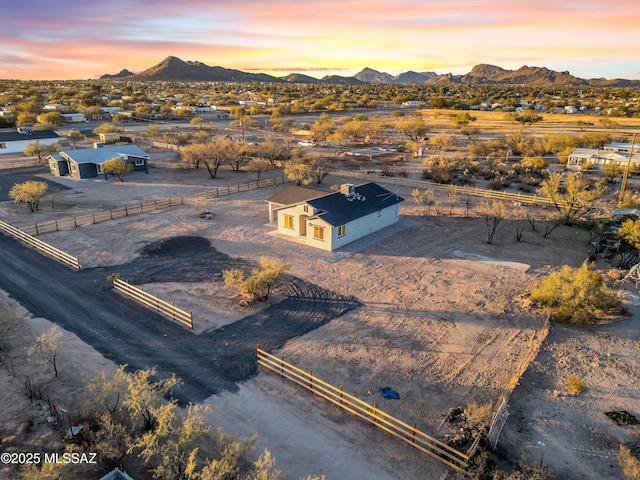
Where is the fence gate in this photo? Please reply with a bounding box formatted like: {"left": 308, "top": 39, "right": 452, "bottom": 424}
{"left": 487, "top": 396, "right": 509, "bottom": 450}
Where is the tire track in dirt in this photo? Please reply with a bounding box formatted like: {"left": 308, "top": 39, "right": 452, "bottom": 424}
{"left": 0, "top": 234, "right": 359, "bottom": 404}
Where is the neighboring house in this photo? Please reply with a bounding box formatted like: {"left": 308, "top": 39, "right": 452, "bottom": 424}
{"left": 0, "top": 128, "right": 59, "bottom": 155}
{"left": 99, "top": 468, "right": 134, "bottom": 480}
{"left": 567, "top": 147, "right": 639, "bottom": 169}
{"left": 603, "top": 142, "right": 638, "bottom": 154}
{"left": 268, "top": 182, "right": 404, "bottom": 251}
{"left": 47, "top": 144, "right": 149, "bottom": 179}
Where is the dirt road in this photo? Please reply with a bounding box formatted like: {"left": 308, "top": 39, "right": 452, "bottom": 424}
{"left": 0, "top": 233, "right": 356, "bottom": 403}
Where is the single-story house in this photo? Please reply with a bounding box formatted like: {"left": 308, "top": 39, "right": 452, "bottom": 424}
{"left": 267, "top": 182, "right": 404, "bottom": 251}
{"left": 567, "top": 147, "right": 639, "bottom": 169}
{"left": 0, "top": 128, "right": 59, "bottom": 155}
{"left": 47, "top": 144, "right": 149, "bottom": 179}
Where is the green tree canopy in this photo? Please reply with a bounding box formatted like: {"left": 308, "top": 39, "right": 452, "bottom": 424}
{"left": 619, "top": 218, "right": 640, "bottom": 250}
{"left": 24, "top": 140, "right": 60, "bottom": 160}
{"left": 9, "top": 180, "right": 48, "bottom": 212}
{"left": 397, "top": 116, "right": 430, "bottom": 143}
{"left": 36, "top": 111, "right": 65, "bottom": 126}
{"left": 223, "top": 257, "right": 290, "bottom": 302}
{"left": 93, "top": 123, "right": 122, "bottom": 135}
{"left": 67, "top": 129, "right": 85, "bottom": 149}
{"left": 531, "top": 262, "right": 620, "bottom": 324}
{"left": 538, "top": 172, "right": 606, "bottom": 227}
{"left": 103, "top": 157, "right": 134, "bottom": 181}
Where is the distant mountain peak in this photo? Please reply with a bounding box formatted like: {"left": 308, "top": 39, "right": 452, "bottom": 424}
{"left": 99, "top": 56, "right": 640, "bottom": 87}
{"left": 100, "top": 68, "right": 135, "bottom": 79}
{"left": 354, "top": 67, "right": 394, "bottom": 83}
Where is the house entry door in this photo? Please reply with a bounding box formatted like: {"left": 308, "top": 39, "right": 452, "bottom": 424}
{"left": 299, "top": 215, "right": 308, "bottom": 237}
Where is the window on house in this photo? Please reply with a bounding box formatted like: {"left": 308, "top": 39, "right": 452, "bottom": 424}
{"left": 303, "top": 205, "right": 308, "bottom": 212}
{"left": 0, "top": 143, "right": 6, "bottom": 149}
{"left": 338, "top": 224, "right": 346, "bottom": 237}
{"left": 283, "top": 214, "right": 294, "bottom": 229}
{"left": 134, "top": 159, "right": 145, "bottom": 166}
{"left": 71, "top": 164, "right": 77, "bottom": 172}
{"left": 313, "top": 225, "right": 325, "bottom": 241}
{"left": 97, "top": 164, "right": 104, "bottom": 174}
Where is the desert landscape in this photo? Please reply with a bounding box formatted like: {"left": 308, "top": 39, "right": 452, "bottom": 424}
{"left": 1, "top": 153, "right": 639, "bottom": 480}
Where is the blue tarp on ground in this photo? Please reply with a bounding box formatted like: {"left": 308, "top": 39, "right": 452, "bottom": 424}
{"left": 378, "top": 386, "right": 400, "bottom": 399}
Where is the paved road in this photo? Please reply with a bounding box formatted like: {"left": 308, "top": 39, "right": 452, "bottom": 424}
{"left": 0, "top": 233, "right": 358, "bottom": 404}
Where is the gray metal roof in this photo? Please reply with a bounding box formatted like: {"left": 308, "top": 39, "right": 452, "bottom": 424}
{"left": 61, "top": 144, "right": 148, "bottom": 165}
{"left": 307, "top": 182, "right": 404, "bottom": 226}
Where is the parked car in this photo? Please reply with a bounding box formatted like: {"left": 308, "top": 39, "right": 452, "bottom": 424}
{"left": 297, "top": 140, "right": 317, "bottom": 147}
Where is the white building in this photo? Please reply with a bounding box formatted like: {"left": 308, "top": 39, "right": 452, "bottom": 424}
{"left": 0, "top": 129, "right": 59, "bottom": 155}
{"left": 567, "top": 148, "right": 639, "bottom": 168}
{"left": 61, "top": 113, "right": 86, "bottom": 123}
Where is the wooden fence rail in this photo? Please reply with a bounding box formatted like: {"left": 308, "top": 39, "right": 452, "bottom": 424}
{"left": 194, "top": 175, "right": 289, "bottom": 202}
{"left": 0, "top": 220, "right": 81, "bottom": 270}
{"left": 21, "top": 197, "right": 184, "bottom": 236}
{"left": 257, "top": 347, "right": 474, "bottom": 474}
{"left": 113, "top": 277, "right": 193, "bottom": 329}
{"left": 0, "top": 158, "right": 41, "bottom": 169}
{"left": 334, "top": 170, "right": 558, "bottom": 207}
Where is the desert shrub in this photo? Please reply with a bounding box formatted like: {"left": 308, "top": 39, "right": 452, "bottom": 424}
{"left": 494, "top": 463, "right": 554, "bottom": 480}
{"left": 521, "top": 175, "right": 542, "bottom": 187}
{"left": 464, "top": 400, "right": 493, "bottom": 429}
{"left": 619, "top": 218, "right": 640, "bottom": 250}
{"left": 619, "top": 194, "right": 640, "bottom": 210}
{"left": 567, "top": 375, "right": 586, "bottom": 394}
{"left": 488, "top": 176, "right": 511, "bottom": 190}
{"left": 530, "top": 262, "right": 620, "bottom": 324}
{"left": 223, "top": 257, "right": 290, "bottom": 302}
{"left": 618, "top": 445, "right": 640, "bottom": 480}
{"left": 518, "top": 184, "right": 536, "bottom": 193}
{"left": 521, "top": 156, "right": 548, "bottom": 169}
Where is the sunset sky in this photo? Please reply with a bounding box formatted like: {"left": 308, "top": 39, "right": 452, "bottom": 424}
{"left": 1, "top": 0, "right": 639, "bottom": 81}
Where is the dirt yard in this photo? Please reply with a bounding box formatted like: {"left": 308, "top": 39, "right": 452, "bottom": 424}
{"left": 0, "top": 154, "right": 639, "bottom": 479}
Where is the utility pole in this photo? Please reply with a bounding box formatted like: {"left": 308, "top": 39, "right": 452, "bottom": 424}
{"left": 619, "top": 132, "right": 637, "bottom": 204}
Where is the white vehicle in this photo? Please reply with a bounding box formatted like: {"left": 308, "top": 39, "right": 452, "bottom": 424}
{"left": 297, "top": 140, "right": 317, "bottom": 147}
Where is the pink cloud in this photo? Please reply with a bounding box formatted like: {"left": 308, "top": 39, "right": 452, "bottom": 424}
{"left": 1, "top": 0, "right": 639, "bottom": 79}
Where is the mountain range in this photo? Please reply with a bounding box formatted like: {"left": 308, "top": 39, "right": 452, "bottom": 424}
{"left": 100, "top": 56, "right": 640, "bottom": 87}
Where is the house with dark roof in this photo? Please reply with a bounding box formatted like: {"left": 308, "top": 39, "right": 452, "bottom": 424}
{"left": 47, "top": 144, "right": 149, "bottom": 179}
{"left": 265, "top": 185, "right": 326, "bottom": 222}
{"left": 0, "top": 128, "right": 59, "bottom": 155}
{"left": 269, "top": 182, "right": 404, "bottom": 251}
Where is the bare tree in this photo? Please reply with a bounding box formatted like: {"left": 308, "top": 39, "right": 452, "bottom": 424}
{"left": 477, "top": 201, "right": 506, "bottom": 244}
{"left": 411, "top": 188, "right": 435, "bottom": 216}
{"left": 28, "top": 327, "right": 62, "bottom": 377}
